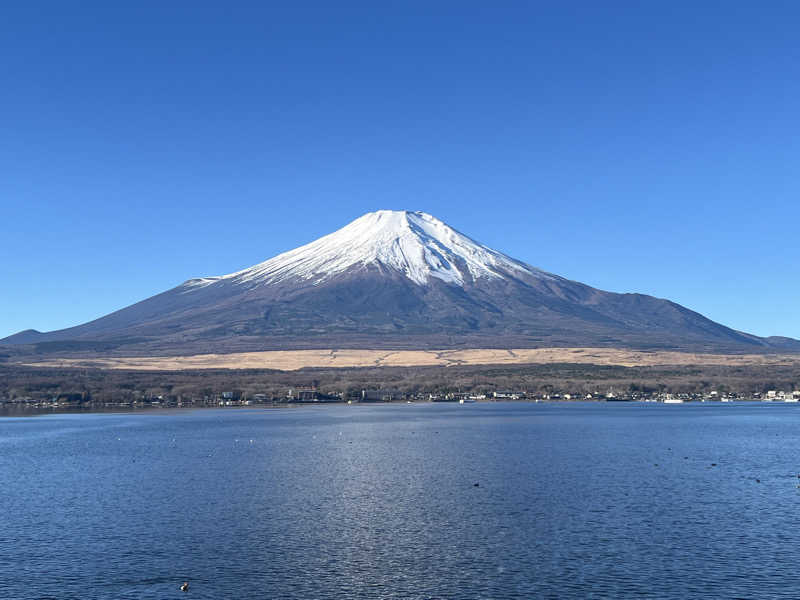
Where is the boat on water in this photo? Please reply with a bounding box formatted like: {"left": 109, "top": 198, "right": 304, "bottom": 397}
{"left": 459, "top": 398, "right": 477, "bottom": 404}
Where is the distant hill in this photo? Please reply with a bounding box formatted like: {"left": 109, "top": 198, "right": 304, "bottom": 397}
{"left": 3, "top": 210, "right": 798, "bottom": 356}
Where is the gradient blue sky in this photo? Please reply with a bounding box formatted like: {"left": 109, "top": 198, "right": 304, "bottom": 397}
{"left": 2, "top": 1, "right": 799, "bottom": 340}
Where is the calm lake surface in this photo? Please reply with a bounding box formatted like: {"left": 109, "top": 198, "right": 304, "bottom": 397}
{"left": 2, "top": 402, "right": 799, "bottom": 599}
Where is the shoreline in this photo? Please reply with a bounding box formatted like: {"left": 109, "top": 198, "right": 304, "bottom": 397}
{"left": 2, "top": 398, "right": 794, "bottom": 418}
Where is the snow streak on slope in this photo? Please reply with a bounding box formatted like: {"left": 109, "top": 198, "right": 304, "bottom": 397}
{"left": 194, "top": 210, "right": 554, "bottom": 287}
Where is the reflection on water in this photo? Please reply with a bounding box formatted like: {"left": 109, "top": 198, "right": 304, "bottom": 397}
{"left": 1, "top": 402, "right": 799, "bottom": 599}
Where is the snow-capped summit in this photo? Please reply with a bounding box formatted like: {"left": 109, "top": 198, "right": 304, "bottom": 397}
{"left": 211, "top": 210, "right": 551, "bottom": 287}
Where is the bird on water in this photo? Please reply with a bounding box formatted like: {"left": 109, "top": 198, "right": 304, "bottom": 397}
{"left": 181, "top": 581, "right": 189, "bottom": 592}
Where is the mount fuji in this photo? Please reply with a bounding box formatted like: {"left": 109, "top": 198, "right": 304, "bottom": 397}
{"left": 3, "top": 210, "right": 798, "bottom": 355}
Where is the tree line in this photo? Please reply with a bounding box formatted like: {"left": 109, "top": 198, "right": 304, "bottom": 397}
{"left": 2, "top": 361, "right": 799, "bottom": 404}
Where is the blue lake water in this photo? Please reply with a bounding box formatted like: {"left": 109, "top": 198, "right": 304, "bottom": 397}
{"left": 1, "top": 402, "right": 799, "bottom": 599}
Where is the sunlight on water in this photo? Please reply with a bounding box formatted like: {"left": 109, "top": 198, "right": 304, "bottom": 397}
{"left": 1, "top": 403, "right": 799, "bottom": 599}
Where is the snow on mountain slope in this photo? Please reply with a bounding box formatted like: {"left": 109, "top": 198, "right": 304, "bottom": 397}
{"left": 191, "top": 210, "right": 555, "bottom": 288}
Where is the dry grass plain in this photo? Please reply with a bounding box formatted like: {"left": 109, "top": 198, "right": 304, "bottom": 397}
{"left": 24, "top": 347, "right": 800, "bottom": 371}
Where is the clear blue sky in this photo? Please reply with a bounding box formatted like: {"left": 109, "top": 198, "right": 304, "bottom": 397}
{"left": 2, "top": 1, "right": 799, "bottom": 340}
